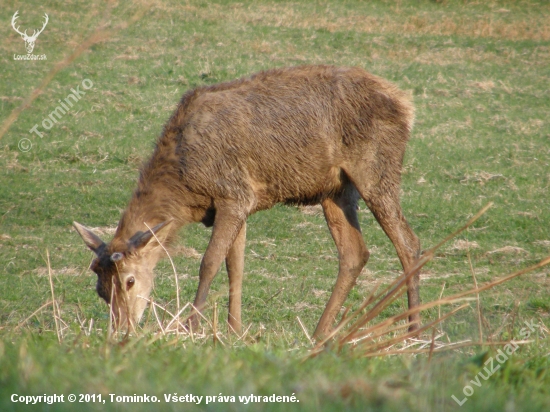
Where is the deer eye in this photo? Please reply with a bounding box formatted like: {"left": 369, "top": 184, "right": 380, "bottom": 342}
{"left": 126, "top": 276, "right": 135, "bottom": 291}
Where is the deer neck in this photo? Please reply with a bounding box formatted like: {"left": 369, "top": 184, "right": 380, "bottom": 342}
{"left": 111, "top": 131, "right": 206, "bottom": 252}
{"left": 111, "top": 175, "right": 189, "bottom": 253}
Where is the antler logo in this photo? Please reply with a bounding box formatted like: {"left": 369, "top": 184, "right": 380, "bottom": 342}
{"left": 11, "top": 11, "right": 49, "bottom": 54}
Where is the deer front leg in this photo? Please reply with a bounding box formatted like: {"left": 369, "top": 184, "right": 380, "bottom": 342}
{"left": 188, "top": 204, "right": 247, "bottom": 330}
{"left": 225, "top": 222, "right": 246, "bottom": 333}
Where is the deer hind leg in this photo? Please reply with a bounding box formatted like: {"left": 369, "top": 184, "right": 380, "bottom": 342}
{"left": 313, "top": 184, "right": 370, "bottom": 340}
{"left": 346, "top": 167, "right": 422, "bottom": 331}
{"left": 225, "top": 221, "right": 246, "bottom": 334}
{"left": 189, "top": 203, "right": 248, "bottom": 330}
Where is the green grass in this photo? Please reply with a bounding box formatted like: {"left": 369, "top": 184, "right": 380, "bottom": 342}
{"left": 1, "top": 0, "right": 550, "bottom": 410}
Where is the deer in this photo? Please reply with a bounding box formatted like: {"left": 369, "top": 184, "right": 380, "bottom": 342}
{"left": 11, "top": 11, "right": 49, "bottom": 54}
{"left": 74, "top": 65, "right": 422, "bottom": 340}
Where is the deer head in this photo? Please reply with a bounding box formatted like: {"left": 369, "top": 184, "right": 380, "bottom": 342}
{"left": 11, "top": 11, "right": 49, "bottom": 54}
{"left": 73, "top": 221, "right": 171, "bottom": 332}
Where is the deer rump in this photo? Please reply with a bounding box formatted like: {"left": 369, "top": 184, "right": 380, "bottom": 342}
{"left": 75, "top": 65, "right": 421, "bottom": 339}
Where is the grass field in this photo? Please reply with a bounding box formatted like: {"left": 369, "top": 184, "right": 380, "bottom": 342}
{"left": 1, "top": 0, "right": 550, "bottom": 410}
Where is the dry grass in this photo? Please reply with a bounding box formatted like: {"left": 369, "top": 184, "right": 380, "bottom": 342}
{"left": 34, "top": 266, "right": 81, "bottom": 277}
{"left": 171, "top": 3, "right": 550, "bottom": 41}
{"left": 486, "top": 246, "right": 529, "bottom": 256}
{"left": 305, "top": 203, "right": 550, "bottom": 358}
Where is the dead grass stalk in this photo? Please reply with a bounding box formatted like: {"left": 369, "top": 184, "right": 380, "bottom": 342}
{"left": 308, "top": 203, "right": 550, "bottom": 358}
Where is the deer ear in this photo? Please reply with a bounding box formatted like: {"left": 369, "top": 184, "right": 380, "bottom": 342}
{"left": 127, "top": 221, "right": 171, "bottom": 252}
{"left": 73, "top": 222, "right": 106, "bottom": 254}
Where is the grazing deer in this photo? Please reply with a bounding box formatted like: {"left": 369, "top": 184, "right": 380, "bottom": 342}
{"left": 74, "top": 65, "right": 421, "bottom": 339}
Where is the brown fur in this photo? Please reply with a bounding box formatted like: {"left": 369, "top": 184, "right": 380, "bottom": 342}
{"left": 74, "top": 65, "right": 421, "bottom": 338}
